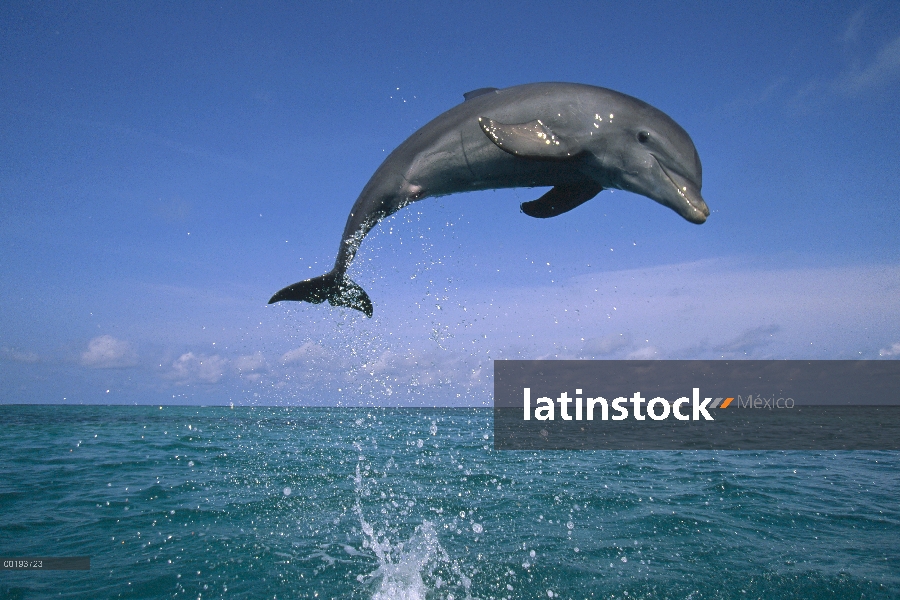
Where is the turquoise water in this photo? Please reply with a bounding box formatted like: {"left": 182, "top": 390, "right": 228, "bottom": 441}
{"left": 1, "top": 405, "right": 898, "bottom": 599}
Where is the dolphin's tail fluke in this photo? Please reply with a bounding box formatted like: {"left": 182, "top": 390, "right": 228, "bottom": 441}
{"left": 268, "top": 271, "right": 373, "bottom": 317}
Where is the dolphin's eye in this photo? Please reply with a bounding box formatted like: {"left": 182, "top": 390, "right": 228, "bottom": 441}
{"left": 637, "top": 131, "right": 650, "bottom": 144}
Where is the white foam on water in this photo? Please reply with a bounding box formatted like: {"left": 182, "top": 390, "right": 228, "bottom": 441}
{"left": 368, "top": 520, "right": 445, "bottom": 600}
{"left": 353, "top": 463, "right": 475, "bottom": 600}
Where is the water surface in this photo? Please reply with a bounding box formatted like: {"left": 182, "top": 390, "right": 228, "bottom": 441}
{"left": 1, "top": 405, "right": 897, "bottom": 599}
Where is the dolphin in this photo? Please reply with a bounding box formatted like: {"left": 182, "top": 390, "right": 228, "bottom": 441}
{"left": 269, "top": 82, "right": 708, "bottom": 317}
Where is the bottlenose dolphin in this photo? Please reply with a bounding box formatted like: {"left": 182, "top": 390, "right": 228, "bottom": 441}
{"left": 269, "top": 82, "right": 708, "bottom": 316}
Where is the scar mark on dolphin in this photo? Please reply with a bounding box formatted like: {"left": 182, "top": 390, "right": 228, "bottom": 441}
{"left": 459, "top": 130, "right": 477, "bottom": 180}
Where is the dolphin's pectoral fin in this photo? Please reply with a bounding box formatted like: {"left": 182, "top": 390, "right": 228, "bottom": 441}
{"left": 269, "top": 271, "right": 373, "bottom": 317}
{"left": 521, "top": 181, "right": 604, "bottom": 219}
{"left": 478, "top": 117, "right": 579, "bottom": 159}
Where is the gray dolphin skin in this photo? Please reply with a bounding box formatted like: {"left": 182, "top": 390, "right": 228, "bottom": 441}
{"left": 269, "top": 82, "right": 708, "bottom": 317}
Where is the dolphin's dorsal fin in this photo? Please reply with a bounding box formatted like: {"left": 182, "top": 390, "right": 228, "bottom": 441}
{"left": 478, "top": 117, "right": 579, "bottom": 159}
{"left": 521, "top": 181, "right": 604, "bottom": 218}
{"left": 463, "top": 87, "right": 499, "bottom": 101}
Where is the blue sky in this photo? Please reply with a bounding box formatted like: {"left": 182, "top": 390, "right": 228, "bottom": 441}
{"left": 1, "top": 1, "right": 899, "bottom": 405}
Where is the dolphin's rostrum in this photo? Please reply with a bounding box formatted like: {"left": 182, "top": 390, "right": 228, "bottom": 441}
{"left": 269, "top": 83, "right": 708, "bottom": 316}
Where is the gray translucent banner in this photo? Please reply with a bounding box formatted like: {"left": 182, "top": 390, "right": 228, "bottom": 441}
{"left": 493, "top": 360, "right": 900, "bottom": 450}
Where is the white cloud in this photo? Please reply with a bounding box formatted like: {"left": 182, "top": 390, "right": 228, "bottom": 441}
{"left": 788, "top": 27, "right": 900, "bottom": 110}
{"left": 715, "top": 76, "right": 788, "bottom": 118}
{"left": 80, "top": 335, "right": 137, "bottom": 369}
{"left": 714, "top": 324, "right": 780, "bottom": 356}
{"left": 233, "top": 352, "right": 267, "bottom": 382}
{"left": 418, "top": 259, "right": 900, "bottom": 361}
{"left": 840, "top": 7, "right": 867, "bottom": 44}
{"left": 249, "top": 259, "right": 899, "bottom": 404}
{"left": 257, "top": 336, "right": 492, "bottom": 403}
{"left": 626, "top": 346, "right": 658, "bottom": 360}
{"left": 341, "top": 347, "right": 488, "bottom": 403}
{"left": 581, "top": 333, "right": 630, "bottom": 356}
{"left": 132, "top": 259, "right": 899, "bottom": 404}
{"left": 281, "top": 342, "right": 330, "bottom": 364}
{"left": 1, "top": 346, "right": 40, "bottom": 363}
{"left": 234, "top": 352, "right": 266, "bottom": 372}
{"left": 835, "top": 33, "right": 900, "bottom": 95}
{"left": 879, "top": 343, "right": 900, "bottom": 357}
{"left": 168, "top": 352, "right": 228, "bottom": 384}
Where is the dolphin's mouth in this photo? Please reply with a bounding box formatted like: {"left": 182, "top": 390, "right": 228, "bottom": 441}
{"left": 655, "top": 157, "right": 709, "bottom": 224}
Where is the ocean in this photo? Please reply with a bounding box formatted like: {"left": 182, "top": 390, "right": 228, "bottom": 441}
{"left": 1, "top": 405, "right": 897, "bottom": 599}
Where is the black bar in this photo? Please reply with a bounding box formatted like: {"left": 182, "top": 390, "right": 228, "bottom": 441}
{"left": 0, "top": 557, "right": 90, "bottom": 570}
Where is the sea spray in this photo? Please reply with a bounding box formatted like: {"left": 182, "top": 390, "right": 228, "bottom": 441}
{"left": 353, "top": 463, "right": 475, "bottom": 599}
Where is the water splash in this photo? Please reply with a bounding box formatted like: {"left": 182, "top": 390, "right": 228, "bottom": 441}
{"left": 353, "top": 463, "right": 475, "bottom": 600}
